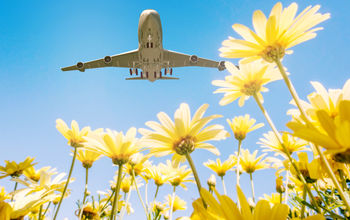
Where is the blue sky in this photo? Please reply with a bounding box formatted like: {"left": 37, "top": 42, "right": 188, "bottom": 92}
{"left": 1, "top": 0, "right": 349, "bottom": 219}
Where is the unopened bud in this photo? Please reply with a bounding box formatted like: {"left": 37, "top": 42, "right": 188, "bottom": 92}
{"left": 207, "top": 174, "right": 216, "bottom": 189}
{"left": 276, "top": 176, "right": 285, "bottom": 194}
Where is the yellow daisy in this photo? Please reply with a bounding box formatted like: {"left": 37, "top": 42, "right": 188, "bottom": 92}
{"left": 84, "top": 127, "right": 142, "bottom": 165}
{"left": 191, "top": 186, "right": 289, "bottom": 220}
{"left": 259, "top": 131, "right": 309, "bottom": 156}
{"left": 203, "top": 155, "right": 236, "bottom": 177}
{"left": 288, "top": 80, "right": 350, "bottom": 127}
{"left": 124, "top": 153, "right": 152, "bottom": 180}
{"left": 144, "top": 163, "right": 171, "bottom": 187}
{"left": 165, "top": 160, "right": 194, "bottom": 190}
{"left": 287, "top": 100, "right": 350, "bottom": 162}
{"left": 0, "top": 157, "right": 36, "bottom": 179}
{"left": 56, "top": 119, "right": 91, "bottom": 148}
{"left": 219, "top": 2, "right": 330, "bottom": 63}
{"left": 212, "top": 61, "right": 282, "bottom": 107}
{"left": 260, "top": 193, "right": 283, "bottom": 206}
{"left": 23, "top": 166, "right": 56, "bottom": 182}
{"left": 239, "top": 149, "right": 269, "bottom": 174}
{"left": 139, "top": 103, "right": 229, "bottom": 162}
{"left": 75, "top": 148, "right": 103, "bottom": 168}
{"left": 165, "top": 194, "right": 187, "bottom": 212}
{"left": 227, "top": 114, "right": 264, "bottom": 141}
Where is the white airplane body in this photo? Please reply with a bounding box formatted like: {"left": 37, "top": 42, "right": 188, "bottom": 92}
{"left": 61, "top": 9, "right": 225, "bottom": 82}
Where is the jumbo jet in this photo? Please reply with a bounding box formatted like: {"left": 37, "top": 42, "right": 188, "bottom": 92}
{"left": 61, "top": 9, "right": 225, "bottom": 82}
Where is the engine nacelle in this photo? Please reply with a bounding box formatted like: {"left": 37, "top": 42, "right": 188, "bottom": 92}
{"left": 189, "top": 55, "right": 198, "bottom": 64}
{"left": 76, "top": 62, "right": 85, "bottom": 72}
{"left": 218, "top": 61, "right": 226, "bottom": 71}
{"left": 104, "top": 56, "right": 112, "bottom": 64}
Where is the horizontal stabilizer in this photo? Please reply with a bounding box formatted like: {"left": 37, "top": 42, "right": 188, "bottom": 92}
{"left": 158, "top": 76, "right": 179, "bottom": 80}
{"left": 125, "top": 77, "right": 148, "bottom": 80}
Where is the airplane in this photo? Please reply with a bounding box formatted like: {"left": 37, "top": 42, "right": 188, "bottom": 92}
{"left": 61, "top": 9, "right": 226, "bottom": 82}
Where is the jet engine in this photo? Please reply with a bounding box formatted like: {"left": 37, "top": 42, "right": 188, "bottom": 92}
{"left": 218, "top": 61, "right": 226, "bottom": 71}
{"left": 189, "top": 55, "right": 198, "bottom": 64}
{"left": 76, "top": 62, "right": 85, "bottom": 72}
{"left": 104, "top": 56, "right": 112, "bottom": 64}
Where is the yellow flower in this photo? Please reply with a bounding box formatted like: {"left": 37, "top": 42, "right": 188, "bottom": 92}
{"left": 203, "top": 155, "right": 236, "bottom": 177}
{"left": 144, "top": 163, "right": 171, "bottom": 187}
{"left": 165, "top": 194, "right": 187, "bottom": 212}
{"left": 164, "top": 160, "right": 194, "bottom": 189}
{"left": 0, "top": 201, "right": 12, "bottom": 220}
{"left": 75, "top": 148, "right": 102, "bottom": 168}
{"left": 0, "top": 157, "right": 36, "bottom": 179}
{"left": 56, "top": 119, "right": 91, "bottom": 148}
{"left": 219, "top": 2, "right": 330, "bottom": 63}
{"left": 260, "top": 193, "right": 282, "bottom": 206}
{"left": 112, "top": 175, "right": 142, "bottom": 193}
{"left": 288, "top": 80, "right": 350, "bottom": 126}
{"left": 227, "top": 114, "right": 264, "bottom": 141}
{"left": 286, "top": 152, "right": 321, "bottom": 183}
{"left": 212, "top": 61, "right": 282, "bottom": 107}
{"left": 139, "top": 103, "right": 229, "bottom": 163}
{"left": 0, "top": 187, "right": 10, "bottom": 201}
{"left": 23, "top": 166, "right": 56, "bottom": 182}
{"left": 291, "top": 215, "right": 326, "bottom": 220}
{"left": 287, "top": 100, "right": 350, "bottom": 162}
{"left": 10, "top": 189, "right": 55, "bottom": 219}
{"left": 14, "top": 170, "right": 74, "bottom": 196}
{"left": 84, "top": 127, "right": 142, "bottom": 165}
{"left": 239, "top": 149, "right": 269, "bottom": 174}
{"left": 191, "top": 186, "right": 289, "bottom": 220}
{"left": 124, "top": 153, "right": 152, "bottom": 180}
{"left": 259, "top": 131, "right": 309, "bottom": 156}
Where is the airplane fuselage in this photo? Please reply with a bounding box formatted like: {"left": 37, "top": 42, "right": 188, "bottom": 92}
{"left": 137, "top": 10, "right": 164, "bottom": 82}
{"left": 61, "top": 9, "right": 225, "bottom": 81}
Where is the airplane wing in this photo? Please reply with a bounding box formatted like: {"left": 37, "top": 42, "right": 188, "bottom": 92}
{"left": 61, "top": 49, "right": 139, "bottom": 72}
{"left": 163, "top": 50, "right": 225, "bottom": 71}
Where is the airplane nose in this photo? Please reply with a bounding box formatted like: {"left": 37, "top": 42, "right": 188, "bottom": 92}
{"left": 141, "top": 9, "right": 159, "bottom": 21}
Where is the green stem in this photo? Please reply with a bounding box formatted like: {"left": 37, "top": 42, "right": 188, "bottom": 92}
{"left": 145, "top": 181, "right": 149, "bottom": 211}
{"left": 120, "top": 191, "right": 131, "bottom": 220}
{"left": 152, "top": 185, "right": 159, "bottom": 204}
{"left": 82, "top": 167, "right": 89, "bottom": 205}
{"left": 53, "top": 147, "right": 77, "bottom": 220}
{"left": 132, "top": 169, "right": 148, "bottom": 219}
{"left": 301, "top": 187, "right": 307, "bottom": 219}
{"left": 236, "top": 140, "right": 242, "bottom": 187}
{"left": 110, "top": 164, "right": 123, "bottom": 220}
{"left": 185, "top": 152, "right": 207, "bottom": 208}
{"left": 100, "top": 190, "right": 115, "bottom": 213}
{"left": 221, "top": 176, "right": 227, "bottom": 195}
{"left": 169, "top": 186, "right": 176, "bottom": 220}
{"left": 279, "top": 192, "right": 283, "bottom": 204}
{"left": 42, "top": 202, "right": 51, "bottom": 218}
{"left": 274, "top": 58, "right": 350, "bottom": 212}
{"left": 253, "top": 94, "right": 321, "bottom": 213}
{"left": 79, "top": 167, "right": 89, "bottom": 219}
{"left": 285, "top": 171, "right": 289, "bottom": 205}
{"left": 38, "top": 205, "right": 43, "bottom": 220}
{"left": 249, "top": 173, "right": 255, "bottom": 203}
{"left": 11, "top": 182, "right": 18, "bottom": 202}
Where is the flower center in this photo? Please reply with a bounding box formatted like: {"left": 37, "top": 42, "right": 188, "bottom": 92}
{"left": 261, "top": 44, "right": 285, "bottom": 63}
{"left": 234, "top": 131, "right": 246, "bottom": 141}
{"left": 112, "top": 155, "right": 129, "bottom": 166}
{"left": 333, "top": 150, "right": 350, "bottom": 163}
{"left": 240, "top": 81, "right": 261, "bottom": 96}
{"left": 173, "top": 136, "right": 196, "bottom": 155}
